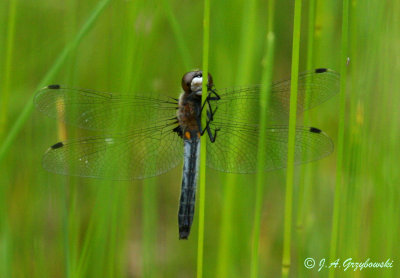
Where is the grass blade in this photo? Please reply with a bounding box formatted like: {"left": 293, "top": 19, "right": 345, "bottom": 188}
{"left": 0, "top": 1, "right": 18, "bottom": 277}
{"left": 217, "top": 0, "right": 259, "bottom": 276}
{"left": 282, "top": 0, "right": 302, "bottom": 276}
{"left": 296, "top": 0, "right": 316, "bottom": 274}
{"left": 329, "top": 0, "right": 349, "bottom": 275}
{"left": 197, "top": 0, "right": 210, "bottom": 276}
{"left": 250, "top": 0, "right": 275, "bottom": 277}
{"left": 0, "top": 0, "right": 17, "bottom": 137}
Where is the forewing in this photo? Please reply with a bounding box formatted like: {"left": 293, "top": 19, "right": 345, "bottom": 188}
{"left": 34, "top": 85, "right": 178, "bottom": 131}
{"left": 214, "top": 68, "right": 340, "bottom": 125}
{"left": 42, "top": 126, "right": 183, "bottom": 180}
{"left": 206, "top": 123, "right": 333, "bottom": 174}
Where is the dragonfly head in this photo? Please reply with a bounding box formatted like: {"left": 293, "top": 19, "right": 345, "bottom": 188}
{"left": 182, "top": 71, "right": 213, "bottom": 95}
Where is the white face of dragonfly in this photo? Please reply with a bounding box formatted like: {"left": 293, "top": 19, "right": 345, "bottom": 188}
{"left": 191, "top": 76, "right": 203, "bottom": 95}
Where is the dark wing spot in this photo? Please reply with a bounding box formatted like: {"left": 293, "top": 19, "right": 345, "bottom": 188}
{"left": 309, "top": 127, "right": 322, "bottom": 133}
{"left": 51, "top": 142, "right": 64, "bottom": 149}
{"left": 315, "top": 68, "right": 327, "bottom": 73}
{"left": 47, "top": 84, "right": 61, "bottom": 89}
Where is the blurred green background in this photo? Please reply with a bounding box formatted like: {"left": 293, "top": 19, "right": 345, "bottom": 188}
{"left": 0, "top": 0, "right": 399, "bottom": 277}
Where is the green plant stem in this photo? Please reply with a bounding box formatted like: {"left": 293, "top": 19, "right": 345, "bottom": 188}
{"left": 250, "top": 0, "right": 275, "bottom": 277}
{"left": 296, "top": 0, "right": 315, "bottom": 275}
{"left": 0, "top": 0, "right": 17, "bottom": 137}
{"left": 215, "top": 181, "right": 234, "bottom": 278}
{"left": 329, "top": 0, "right": 349, "bottom": 276}
{"left": 0, "top": 0, "right": 111, "bottom": 164}
{"left": 197, "top": 0, "right": 210, "bottom": 277}
{"left": 61, "top": 3, "right": 79, "bottom": 277}
{"left": 0, "top": 1, "right": 17, "bottom": 277}
{"left": 235, "top": 0, "right": 258, "bottom": 85}
{"left": 305, "top": 0, "right": 316, "bottom": 72}
{"left": 142, "top": 183, "right": 157, "bottom": 278}
{"left": 217, "top": 1, "right": 258, "bottom": 276}
{"left": 282, "top": 0, "right": 302, "bottom": 276}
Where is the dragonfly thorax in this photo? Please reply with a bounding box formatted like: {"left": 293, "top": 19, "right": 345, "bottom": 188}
{"left": 177, "top": 71, "right": 214, "bottom": 138}
{"left": 176, "top": 91, "right": 201, "bottom": 137}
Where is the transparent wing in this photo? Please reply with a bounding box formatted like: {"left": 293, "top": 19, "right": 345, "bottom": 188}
{"left": 213, "top": 68, "right": 340, "bottom": 125}
{"left": 42, "top": 125, "right": 183, "bottom": 180}
{"left": 34, "top": 85, "right": 178, "bottom": 131}
{"left": 206, "top": 123, "right": 333, "bottom": 173}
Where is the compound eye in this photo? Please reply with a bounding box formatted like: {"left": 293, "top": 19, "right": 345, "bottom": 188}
{"left": 181, "top": 71, "right": 196, "bottom": 92}
{"left": 207, "top": 72, "right": 213, "bottom": 88}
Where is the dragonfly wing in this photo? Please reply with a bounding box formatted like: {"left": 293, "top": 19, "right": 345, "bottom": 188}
{"left": 206, "top": 123, "right": 333, "bottom": 174}
{"left": 214, "top": 68, "right": 340, "bottom": 125}
{"left": 34, "top": 85, "right": 178, "bottom": 131}
{"left": 42, "top": 125, "right": 183, "bottom": 180}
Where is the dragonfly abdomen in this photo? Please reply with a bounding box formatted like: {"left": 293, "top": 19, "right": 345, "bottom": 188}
{"left": 178, "top": 134, "right": 200, "bottom": 239}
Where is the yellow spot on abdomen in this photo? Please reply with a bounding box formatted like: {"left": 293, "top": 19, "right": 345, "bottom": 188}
{"left": 184, "top": 131, "right": 191, "bottom": 139}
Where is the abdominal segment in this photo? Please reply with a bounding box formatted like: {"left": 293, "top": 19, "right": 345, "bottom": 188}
{"left": 178, "top": 135, "right": 200, "bottom": 239}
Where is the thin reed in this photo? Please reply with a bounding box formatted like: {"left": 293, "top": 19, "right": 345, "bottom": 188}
{"left": 295, "top": 0, "right": 316, "bottom": 275}
{"left": 329, "top": 1, "right": 349, "bottom": 276}
{"left": 217, "top": 0, "right": 259, "bottom": 276}
{"left": 250, "top": 0, "right": 275, "bottom": 277}
{"left": 197, "top": 0, "right": 210, "bottom": 277}
{"left": 282, "top": 0, "right": 302, "bottom": 276}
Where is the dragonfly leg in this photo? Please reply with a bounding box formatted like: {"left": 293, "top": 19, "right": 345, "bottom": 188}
{"left": 198, "top": 117, "right": 208, "bottom": 136}
{"left": 208, "top": 88, "right": 221, "bottom": 100}
{"left": 208, "top": 103, "right": 218, "bottom": 121}
{"left": 198, "top": 109, "right": 219, "bottom": 142}
{"left": 206, "top": 124, "right": 219, "bottom": 143}
{"left": 199, "top": 105, "right": 216, "bottom": 135}
{"left": 199, "top": 88, "right": 220, "bottom": 140}
{"left": 198, "top": 98, "right": 212, "bottom": 135}
{"left": 200, "top": 92, "right": 219, "bottom": 122}
{"left": 200, "top": 88, "right": 220, "bottom": 111}
{"left": 200, "top": 95, "right": 209, "bottom": 111}
{"left": 206, "top": 109, "right": 219, "bottom": 142}
{"left": 196, "top": 113, "right": 213, "bottom": 138}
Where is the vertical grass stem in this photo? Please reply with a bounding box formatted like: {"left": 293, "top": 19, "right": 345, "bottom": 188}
{"left": 329, "top": 1, "right": 349, "bottom": 276}
{"left": 197, "top": 0, "right": 210, "bottom": 276}
{"left": 250, "top": 0, "right": 275, "bottom": 277}
{"left": 282, "top": 0, "right": 302, "bottom": 276}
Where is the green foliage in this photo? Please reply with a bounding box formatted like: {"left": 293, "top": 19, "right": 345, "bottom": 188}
{"left": 0, "top": 0, "right": 399, "bottom": 277}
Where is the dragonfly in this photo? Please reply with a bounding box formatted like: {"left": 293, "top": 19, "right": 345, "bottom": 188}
{"left": 34, "top": 68, "right": 339, "bottom": 239}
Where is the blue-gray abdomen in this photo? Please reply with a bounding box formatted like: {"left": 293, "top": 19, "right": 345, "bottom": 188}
{"left": 178, "top": 136, "right": 200, "bottom": 239}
